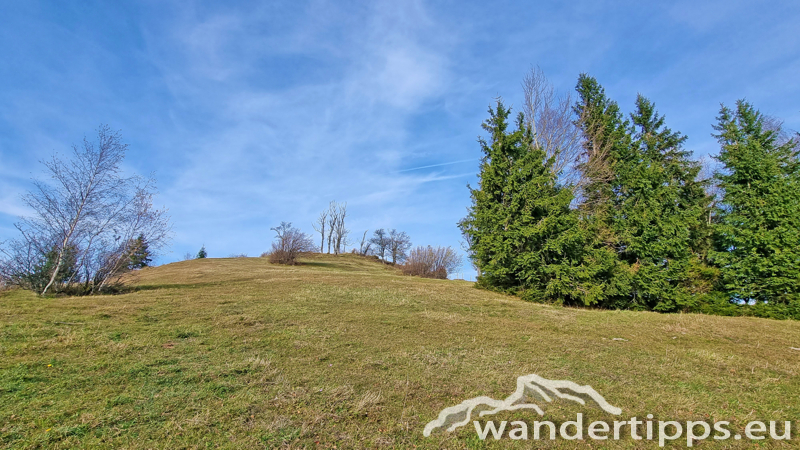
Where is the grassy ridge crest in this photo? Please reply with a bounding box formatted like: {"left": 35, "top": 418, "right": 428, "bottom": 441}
{"left": 2, "top": 254, "right": 798, "bottom": 448}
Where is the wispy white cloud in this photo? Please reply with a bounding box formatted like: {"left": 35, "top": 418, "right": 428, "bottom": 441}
{"left": 124, "top": 0, "right": 469, "bottom": 257}
{"left": 1, "top": 0, "right": 798, "bottom": 272}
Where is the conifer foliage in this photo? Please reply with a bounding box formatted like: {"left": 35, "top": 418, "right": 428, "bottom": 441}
{"left": 126, "top": 234, "right": 152, "bottom": 269}
{"left": 458, "top": 102, "right": 578, "bottom": 301}
{"left": 613, "top": 95, "right": 709, "bottom": 311}
{"left": 711, "top": 101, "right": 800, "bottom": 306}
{"left": 461, "top": 73, "right": 800, "bottom": 319}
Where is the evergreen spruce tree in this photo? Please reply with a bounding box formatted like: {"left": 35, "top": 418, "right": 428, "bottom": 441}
{"left": 711, "top": 100, "right": 800, "bottom": 306}
{"left": 196, "top": 246, "right": 207, "bottom": 259}
{"left": 127, "top": 234, "right": 152, "bottom": 269}
{"left": 574, "top": 74, "right": 628, "bottom": 215}
{"left": 459, "top": 101, "right": 580, "bottom": 302}
{"left": 573, "top": 76, "right": 711, "bottom": 311}
{"left": 570, "top": 75, "right": 634, "bottom": 308}
{"left": 613, "top": 95, "right": 710, "bottom": 311}
{"left": 22, "top": 245, "right": 78, "bottom": 293}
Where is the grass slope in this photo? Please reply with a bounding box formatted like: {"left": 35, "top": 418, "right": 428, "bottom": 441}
{"left": 1, "top": 254, "right": 799, "bottom": 449}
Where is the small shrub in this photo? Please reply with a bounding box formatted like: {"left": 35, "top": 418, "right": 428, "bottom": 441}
{"left": 266, "top": 222, "right": 315, "bottom": 265}
{"left": 267, "top": 249, "right": 292, "bottom": 265}
{"left": 401, "top": 245, "right": 462, "bottom": 279}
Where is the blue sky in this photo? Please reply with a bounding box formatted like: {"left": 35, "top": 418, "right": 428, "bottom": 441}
{"left": 1, "top": 0, "right": 798, "bottom": 277}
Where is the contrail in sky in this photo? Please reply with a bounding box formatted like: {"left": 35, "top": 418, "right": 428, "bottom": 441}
{"left": 396, "top": 158, "right": 478, "bottom": 173}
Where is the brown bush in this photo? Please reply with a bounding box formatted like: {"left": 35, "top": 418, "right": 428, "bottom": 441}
{"left": 265, "top": 222, "right": 316, "bottom": 265}
{"left": 267, "top": 249, "right": 293, "bottom": 265}
{"left": 401, "top": 245, "right": 462, "bottom": 279}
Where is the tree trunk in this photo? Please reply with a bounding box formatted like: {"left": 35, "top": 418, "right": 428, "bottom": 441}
{"left": 41, "top": 235, "right": 69, "bottom": 295}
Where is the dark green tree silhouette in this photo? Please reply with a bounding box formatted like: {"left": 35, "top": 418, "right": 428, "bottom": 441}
{"left": 459, "top": 101, "right": 581, "bottom": 302}
{"left": 22, "top": 244, "right": 78, "bottom": 293}
{"left": 711, "top": 101, "right": 800, "bottom": 305}
{"left": 126, "top": 234, "right": 152, "bottom": 269}
{"left": 611, "top": 95, "right": 710, "bottom": 311}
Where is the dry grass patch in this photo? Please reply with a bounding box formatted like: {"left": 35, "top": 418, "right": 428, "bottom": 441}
{"left": 1, "top": 254, "right": 799, "bottom": 448}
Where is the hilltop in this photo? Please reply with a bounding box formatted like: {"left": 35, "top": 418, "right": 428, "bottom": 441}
{"left": 1, "top": 254, "right": 799, "bottom": 448}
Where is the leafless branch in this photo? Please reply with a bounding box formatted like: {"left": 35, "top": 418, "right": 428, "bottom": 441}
{"left": 0, "top": 125, "right": 171, "bottom": 294}
{"left": 312, "top": 210, "right": 328, "bottom": 253}
{"left": 388, "top": 229, "right": 411, "bottom": 264}
{"left": 268, "top": 222, "right": 315, "bottom": 265}
{"left": 402, "top": 245, "right": 462, "bottom": 279}
{"left": 522, "top": 66, "right": 583, "bottom": 188}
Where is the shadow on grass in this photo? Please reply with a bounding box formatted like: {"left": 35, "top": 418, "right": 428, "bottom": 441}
{"left": 300, "top": 261, "right": 389, "bottom": 272}
{"left": 131, "top": 282, "right": 225, "bottom": 292}
{"left": 300, "top": 262, "right": 338, "bottom": 269}
{"left": 0, "top": 283, "right": 219, "bottom": 299}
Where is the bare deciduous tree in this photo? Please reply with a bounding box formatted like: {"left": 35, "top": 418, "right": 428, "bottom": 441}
{"left": 388, "top": 229, "right": 411, "bottom": 265}
{"left": 698, "top": 156, "right": 723, "bottom": 226}
{"left": 358, "top": 230, "right": 372, "bottom": 256}
{"left": 312, "top": 210, "right": 327, "bottom": 253}
{"left": 401, "top": 245, "right": 463, "bottom": 279}
{"left": 326, "top": 205, "right": 335, "bottom": 254}
{"left": 322, "top": 201, "right": 348, "bottom": 255}
{"left": 332, "top": 202, "right": 348, "bottom": 254}
{"left": 522, "top": 66, "right": 583, "bottom": 188}
{"left": 0, "top": 125, "right": 171, "bottom": 295}
{"left": 267, "top": 222, "right": 315, "bottom": 265}
{"left": 369, "top": 228, "right": 389, "bottom": 262}
{"left": 324, "top": 201, "right": 339, "bottom": 254}
{"left": 763, "top": 115, "right": 798, "bottom": 147}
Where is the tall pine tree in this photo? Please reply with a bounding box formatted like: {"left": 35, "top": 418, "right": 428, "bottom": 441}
{"left": 573, "top": 76, "right": 711, "bottom": 311}
{"left": 459, "top": 101, "right": 579, "bottom": 302}
{"left": 711, "top": 100, "right": 800, "bottom": 306}
{"left": 570, "top": 75, "right": 633, "bottom": 308}
{"left": 613, "top": 95, "right": 710, "bottom": 311}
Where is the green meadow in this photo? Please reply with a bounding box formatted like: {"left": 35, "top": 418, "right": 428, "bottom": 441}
{"left": 2, "top": 254, "right": 799, "bottom": 448}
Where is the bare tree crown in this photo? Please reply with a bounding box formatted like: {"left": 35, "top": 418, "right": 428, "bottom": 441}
{"left": 0, "top": 125, "right": 171, "bottom": 294}
{"left": 267, "top": 222, "right": 315, "bottom": 265}
{"left": 522, "top": 66, "right": 583, "bottom": 188}
{"left": 402, "top": 245, "right": 463, "bottom": 279}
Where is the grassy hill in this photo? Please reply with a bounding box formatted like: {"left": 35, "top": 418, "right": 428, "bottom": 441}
{"left": 1, "top": 254, "right": 798, "bottom": 448}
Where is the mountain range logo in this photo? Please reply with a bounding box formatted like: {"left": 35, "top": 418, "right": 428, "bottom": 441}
{"left": 423, "top": 374, "right": 622, "bottom": 437}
